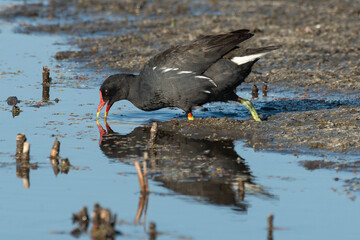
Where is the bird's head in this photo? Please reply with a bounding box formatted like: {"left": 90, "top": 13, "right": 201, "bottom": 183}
{"left": 97, "top": 74, "right": 132, "bottom": 118}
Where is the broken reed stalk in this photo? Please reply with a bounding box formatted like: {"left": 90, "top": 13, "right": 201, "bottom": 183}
{"left": 50, "top": 138, "right": 60, "bottom": 159}
{"left": 252, "top": 84, "right": 259, "bottom": 99}
{"left": 134, "top": 161, "right": 149, "bottom": 194}
{"left": 21, "top": 142, "right": 30, "bottom": 162}
{"left": 16, "top": 133, "right": 26, "bottom": 157}
{"left": 42, "top": 66, "right": 51, "bottom": 84}
{"left": 267, "top": 214, "right": 274, "bottom": 240}
{"left": 263, "top": 84, "right": 268, "bottom": 97}
{"left": 134, "top": 161, "right": 145, "bottom": 193}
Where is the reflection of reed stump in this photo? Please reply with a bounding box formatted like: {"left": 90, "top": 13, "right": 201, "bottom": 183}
{"left": 237, "top": 178, "right": 245, "bottom": 201}
{"left": 72, "top": 206, "right": 89, "bottom": 232}
{"left": 148, "top": 122, "right": 158, "bottom": 148}
{"left": 134, "top": 161, "right": 149, "bottom": 194}
{"left": 42, "top": 66, "right": 51, "bottom": 101}
{"left": 71, "top": 204, "right": 120, "bottom": 239}
{"left": 149, "top": 222, "right": 157, "bottom": 240}
{"left": 90, "top": 203, "right": 117, "bottom": 239}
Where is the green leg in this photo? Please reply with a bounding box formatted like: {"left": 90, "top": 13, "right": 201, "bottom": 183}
{"left": 238, "top": 97, "right": 261, "bottom": 122}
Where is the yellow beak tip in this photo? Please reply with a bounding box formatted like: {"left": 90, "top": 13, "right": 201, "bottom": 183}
{"left": 96, "top": 112, "right": 100, "bottom": 118}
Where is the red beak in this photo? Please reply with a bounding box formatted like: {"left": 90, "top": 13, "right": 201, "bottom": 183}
{"left": 97, "top": 90, "right": 108, "bottom": 118}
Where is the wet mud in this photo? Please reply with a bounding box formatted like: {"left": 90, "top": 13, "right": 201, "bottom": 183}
{"left": 1, "top": 0, "right": 359, "bottom": 155}
{"left": 157, "top": 105, "right": 360, "bottom": 154}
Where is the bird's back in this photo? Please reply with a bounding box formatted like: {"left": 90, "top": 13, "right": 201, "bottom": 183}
{"left": 136, "top": 30, "right": 278, "bottom": 112}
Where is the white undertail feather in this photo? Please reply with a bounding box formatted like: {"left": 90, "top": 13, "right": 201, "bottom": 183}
{"left": 231, "top": 52, "right": 269, "bottom": 65}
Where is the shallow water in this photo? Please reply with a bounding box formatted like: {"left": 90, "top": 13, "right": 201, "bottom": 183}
{"left": 0, "top": 3, "right": 360, "bottom": 240}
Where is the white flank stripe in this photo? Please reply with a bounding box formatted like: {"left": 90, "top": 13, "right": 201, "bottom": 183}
{"left": 161, "top": 67, "right": 179, "bottom": 73}
{"left": 195, "top": 75, "right": 210, "bottom": 80}
{"left": 195, "top": 75, "right": 218, "bottom": 87}
{"left": 202, "top": 90, "right": 211, "bottom": 94}
{"left": 177, "top": 71, "right": 193, "bottom": 74}
{"left": 153, "top": 66, "right": 157, "bottom": 70}
{"left": 208, "top": 79, "right": 218, "bottom": 87}
{"left": 231, "top": 52, "right": 269, "bottom": 65}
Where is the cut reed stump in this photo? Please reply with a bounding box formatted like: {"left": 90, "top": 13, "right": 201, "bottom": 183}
{"left": 252, "top": 84, "right": 259, "bottom": 99}
{"left": 42, "top": 66, "right": 51, "bottom": 101}
{"left": 263, "top": 84, "right": 269, "bottom": 97}
{"left": 50, "top": 138, "right": 60, "bottom": 159}
{"left": 14, "top": 134, "right": 38, "bottom": 188}
{"left": 50, "top": 138, "right": 60, "bottom": 175}
{"left": 267, "top": 214, "right": 274, "bottom": 240}
{"left": 16, "top": 133, "right": 26, "bottom": 158}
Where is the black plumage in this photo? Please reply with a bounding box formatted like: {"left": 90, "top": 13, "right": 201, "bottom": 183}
{"left": 97, "top": 29, "right": 278, "bottom": 121}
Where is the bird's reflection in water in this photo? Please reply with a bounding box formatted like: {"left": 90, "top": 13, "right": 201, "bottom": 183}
{"left": 97, "top": 121, "right": 272, "bottom": 212}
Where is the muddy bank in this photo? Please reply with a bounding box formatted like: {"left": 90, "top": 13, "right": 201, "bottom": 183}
{"left": 155, "top": 105, "right": 360, "bottom": 154}
{"left": 1, "top": 0, "right": 359, "bottom": 93}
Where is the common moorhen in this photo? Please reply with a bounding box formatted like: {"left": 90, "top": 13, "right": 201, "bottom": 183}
{"left": 97, "top": 29, "right": 278, "bottom": 121}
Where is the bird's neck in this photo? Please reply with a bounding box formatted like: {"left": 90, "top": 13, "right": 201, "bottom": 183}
{"left": 126, "top": 74, "right": 141, "bottom": 101}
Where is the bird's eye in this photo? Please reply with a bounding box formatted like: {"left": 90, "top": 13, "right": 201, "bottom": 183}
{"left": 104, "top": 89, "right": 109, "bottom": 95}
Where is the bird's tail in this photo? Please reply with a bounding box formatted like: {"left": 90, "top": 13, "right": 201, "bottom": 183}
{"left": 227, "top": 46, "right": 280, "bottom": 66}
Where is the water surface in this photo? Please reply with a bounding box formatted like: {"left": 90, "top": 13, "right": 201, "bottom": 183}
{"left": 0, "top": 5, "right": 359, "bottom": 240}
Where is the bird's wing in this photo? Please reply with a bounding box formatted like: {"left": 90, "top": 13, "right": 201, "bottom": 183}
{"left": 139, "top": 66, "right": 217, "bottom": 111}
{"left": 142, "top": 29, "right": 253, "bottom": 75}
